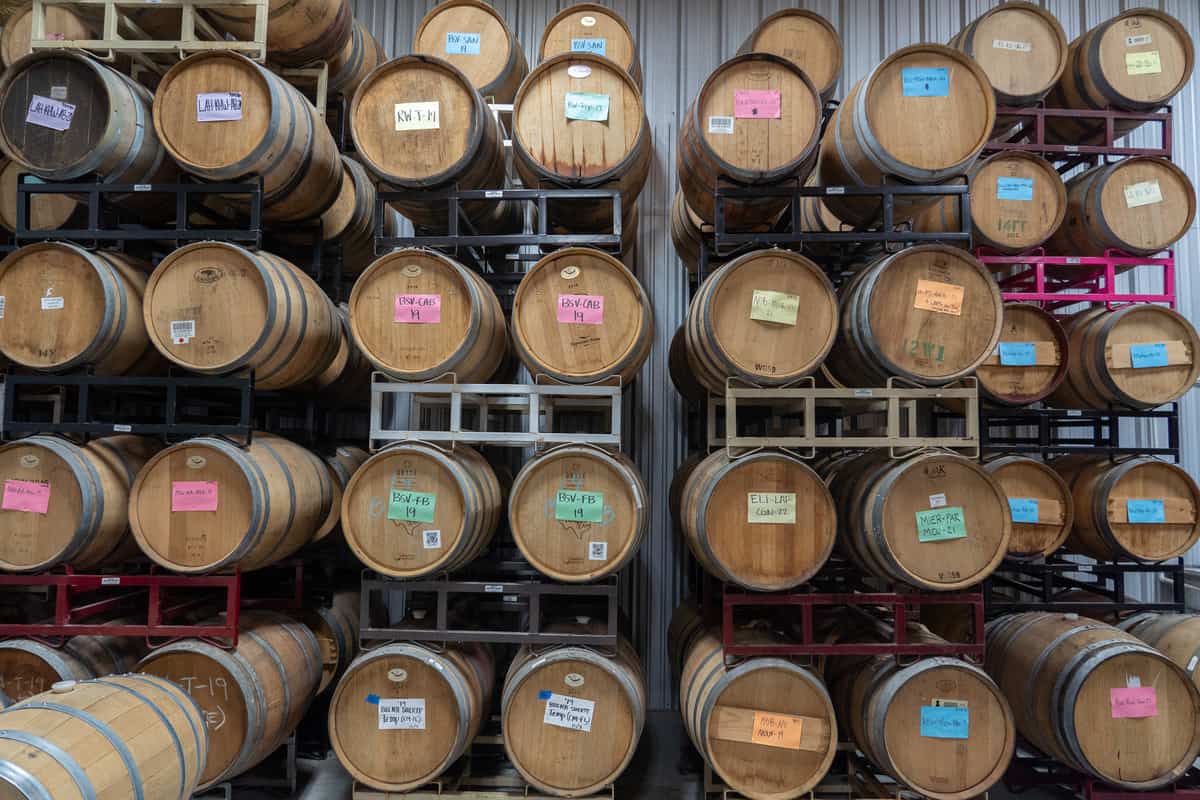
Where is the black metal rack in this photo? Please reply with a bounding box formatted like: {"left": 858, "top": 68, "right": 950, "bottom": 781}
{"left": 978, "top": 404, "right": 1180, "bottom": 460}
{"left": 985, "top": 556, "right": 1187, "bottom": 617}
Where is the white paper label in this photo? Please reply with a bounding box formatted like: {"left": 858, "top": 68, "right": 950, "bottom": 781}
{"left": 1124, "top": 180, "right": 1163, "bottom": 208}
{"left": 1127, "top": 675, "right": 1142, "bottom": 688}
{"left": 394, "top": 101, "right": 440, "bottom": 131}
{"left": 422, "top": 529, "right": 441, "bottom": 549}
{"left": 378, "top": 698, "right": 425, "bottom": 730}
{"left": 26, "top": 95, "right": 75, "bottom": 131}
{"left": 49, "top": 86, "right": 67, "bottom": 100}
{"left": 196, "top": 92, "right": 242, "bottom": 122}
{"left": 707, "top": 115, "right": 734, "bottom": 134}
{"left": 992, "top": 39, "right": 1032, "bottom": 52}
{"left": 170, "top": 319, "right": 195, "bottom": 344}
{"left": 101, "top": 576, "right": 120, "bottom": 585}
{"left": 133, "top": 184, "right": 152, "bottom": 192}
{"left": 1127, "top": 34, "right": 1153, "bottom": 47}
{"left": 588, "top": 541, "right": 608, "bottom": 561}
{"left": 484, "top": 190, "right": 503, "bottom": 198}
{"left": 1188, "top": 656, "right": 1198, "bottom": 672}
{"left": 543, "top": 693, "right": 595, "bottom": 732}
{"left": 929, "top": 493, "right": 948, "bottom": 508}
{"left": 484, "top": 584, "right": 503, "bottom": 593}
{"left": 113, "top": 424, "right": 132, "bottom": 432}
{"left": 40, "top": 296, "right": 63, "bottom": 310}
{"left": 0, "top": 296, "right": 6, "bottom": 319}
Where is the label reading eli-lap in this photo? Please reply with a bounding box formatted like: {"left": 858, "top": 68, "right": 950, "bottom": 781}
{"left": 378, "top": 698, "right": 426, "bottom": 729}
{"left": 1127, "top": 499, "right": 1166, "bottom": 524}
{"left": 920, "top": 705, "right": 969, "bottom": 738}
{"left": 171, "top": 481, "right": 219, "bottom": 512}
{"left": 914, "top": 279, "right": 964, "bottom": 316}
{"left": 1009, "top": 497, "right": 1040, "bottom": 524}
{"left": 997, "top": 177, "right": 1034, "bottom": 201}
{"left": 26, "top": 95, "right": 75, "bottom": 131}
{"left": 1, "top": 480, "right": 49, "bottom": 514}
{"left": 747, "top": 492, "right": 796, "bottom": 525}
{"left": 565, "top": 92, "right": 610, "bottom": 121}
{"left": 749, "top": 290, "right": 800, "bottom": 326}
{"left": 388, "top": 491, "right": 436, "bottom": 523}
{"left": 394, "top": 294, "right": 441, "bottom": 324}
{"left": 445, "top": 32, "right": 481, "bottom": 55}
{"left": 1111, "top": 687, "right": 1157, "bottom": 718}
{"left": 916, "top": 507, "right": 968, "bottom": 542}
{"left": 570, "top": 37, "right": 606, "bottom": 55}
{"left": 998, "top": 342, "right": 1037, "bottom": 366}
{"left": 751, "top": 711, "right": 804, "bottom": 750}
{"left": 733, "top": 89, "right": 781, "bottom": 119}
{"left": 1130, "top": 342, "right": 1169, "bottom": 368}
{"left": 901, "top": 67, "right": 949, "bottom": 97}
{"left": 1124, "top": 180, "right": 1163, "bottom": 208}
{"left": 557, "top": 294, "right": 604, "bottom": 325}
{"left": 543, "top": 693, "right": 595, "bottom": 732}
{"left": 196, "top": 92, "right": 242, "bottom": 122}
{"left": 395, "top": 102, "right": 440, "bottom": 131}
{"left": 555, "top": 490, "right": 604, "bottom": 523}
{"left": 1127, "top": 50, "right": 1162, "bottom": 75}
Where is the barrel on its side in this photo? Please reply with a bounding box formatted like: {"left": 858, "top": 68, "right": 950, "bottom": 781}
{"left": 949, "top": 2, "right": 1068, "bottom": 107}
{"left": 1119, "top": 613, "right": 1200, "bottom": 691}
{"left": 0, "top": 3, "right": 92, "bottom": 66}
{"left": 312, "top": 443, "right": 370, "bottom": 546}
{"left": 205, "top": 0, "right": 352, "bottom": 66}
{"left": 737, "top": 9, "right": 841, "bottom": 101}
{"left": 0, "top": 630, "right": 147, "bottom": 701}
{"left": 539, "top": 4, "right": 642, "bottom": 87}
{"left": 975, "top": 303, "right": 1069, "bottom": 406}
{"left": 413, "top": 0, "right": 527, "bottom": 103}
{"left": 329, "top": 20, "right": 386, "bottom": 98}
{"left": 302, "top": 594, "right": 360, "bottom": 694}
{"left": 0, "top": 156, "right": 79, "bottom": 233}
{"left": 983, "top": 456, "right": 1074, "bottom": 559}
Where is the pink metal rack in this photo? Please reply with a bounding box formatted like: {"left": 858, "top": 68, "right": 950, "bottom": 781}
{"left": 978, "top": 248, "right": 1175, "bottom": 312}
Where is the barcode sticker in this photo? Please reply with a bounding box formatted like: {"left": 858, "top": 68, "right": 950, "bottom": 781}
{"left": 134, "top": 184, "right": 152, "bottom": 192}
{"left": 929, "top": 493, "right": 948, "bottom": 508}
{"left": 196, "top": 92, "right": 242, "bottom": 122}
{"left": 40, "top": 296, "right": 63, "bottom": 310}
{"left": 422, "top": 529, "right": 441, "bottom": 549}
{"left": 588, "top": 541, "right": 608, "bottom": 561}
{"left": 1127, "top": 34, "right": 1153, "bottom": 47}
{"left": 484, "top": 190, "right": 503, "bottom": 198}
{"left": 825, "top": 186, "right": 846, "bottom": 195}
{"left": 0, "top": 296, "right": 6, "bottom": 319}
{"left": 171, "top": 319, "right": 195, "bottom": 344}
{"left": 113, "top": 424, "right": 132, "bottom": 433}
{"left": 707, "top": 116, "right": 734, "bottom": 135}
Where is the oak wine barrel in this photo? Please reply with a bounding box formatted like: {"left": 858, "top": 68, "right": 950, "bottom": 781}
{"left": 0, "top": 157, "right": 79, "bottom": 232}
{"left": 680, "top": 449, "right": 837, "bottom": 591}
{"left": 0, "top": 3, "right": 92, "bottom": 67}
{"left": 302, "top": 594, "right": 360, "bottom": 694}
{"left": 143, "top": 242, "right": 341, "bottom": 390}
{"left": 0, "top": 674, "right": 207, "bottom": 800}
{"left": 975, "top": 303, "right": 1069, "bottom": 406}
{"left": 829, "top": 450, "right": 1011, "bottom": 591}
{"left": 502, "top": 632, "right": 645, "bottom": 796}
{"left": 348, "top": 248, "right": 508, "bottom": 383}
{"left": 0, "top": 630, "right": 147, "bottom": 701}
{"left": 983, "top": 456, "right": 1074, "bottom": 560}
{"left": 737, "top": 9, "right": 842, "bottom": 102}
{"left": 678, "top": 53, "right": 821, "bottom": 227}
{"left": 949, "top": 2, "right": 1068, "bottom": 107}
{"left": 539, "top": 4, "right": 641, "bottom": 87}
{"left": 1052, "top": 454, "right": 1200, "bottom": 563}
{"left": 329, "top": 20, "right": 386, "bottom": 99}
{"left": 306, "top": 303, "right": 373, "bottom": 401}
{"left": 669, "top": 189, "right": 706, "bottom": 273}
{"left": 1120, "top": 613, "right": 1200, "bottom": 690}
{"left": 206, "top": 0, "right": 352, "bottom": 67}
{"left": 817, "top": 44, "right": 995, "bottom": 227}
{"left": 138, "top": 610, "right": 321, "bottom": 790}
{"left": 129, "top": 433, "right": 333, "bottom": 573}
{"left": 796, "top": 173, "right": 849, "bottom": 254}
{"left": 508, "top": 444, "right": 647, "bottom": 583}
{"left": 341, "top": 442, "right": 501, "bottom": 579}
{"left": 824, "top": 245, "right": 1003, "bottom": 388}
{"left": 1047, "top": 305, "right": 1200, "bottom": 411}
{"left": 413, "top": 0, "right": 527, "bottom": 104}
{"left": 153, "top": 52, "right": 343, "bottom": 223}
{"left": 312, "top": 444, "right": 370, "bottom": 546}
{"left": 987, "top": 612, "right": 1200, "bottom": 789}
{"left": 330, "top": 641, "right": 492, "bottom": 791}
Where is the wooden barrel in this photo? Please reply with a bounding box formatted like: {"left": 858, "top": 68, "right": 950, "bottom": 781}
{"left": 153, "top": 52, "right": 342, "bottom": 223}
{"left": 830, "top": 450, "right": 1011, "bottom": 591}
{"left": 1046, "top": 157, "right": 1195, "bottom": 257}
{"left": 413, "top": 0, "right": 527, "bottom": 104}
{"left": 986, "top": 612, "right": 1200, "bottom": 789}
{"left": 680, "top": 449, "right": 836, "bottom": 591}
{"left": 0, "top": 434, "right": 158, "bottom": 572}
{"left": 1045, "top": 9, "right": 1194, "bottom": 144}
{"left": 143, "top": 242, "right": 341, "bottom": 390}
{"left": 975, "top": 303, "right": 1069, "bottom": 406}
{"left": 539, "top": 4, "right": 642, "bottom": 87}
{"left": 502, "top": 633, "right": 645, "bottom": 796}
{"left": 670, "top": 189, "right": 707, "bottom": 273}
{"left": 1047, "top": 305, "right": 1200, "bottom": 411}
{"left": 683, "top": 249, "right": 837, "bottom": 395}
{"left": 0, "top": 3, "right": 92, "bottom": 67}
{"left": 817, "top": 44, "right": 995, "bottom": 227}
{"left": 0, "top": 157, "right": 79, "bottom": 233}
{"left": 797, "top": 173, "right": 849, "bottom": 255}
{"left": 0, "top": 630, "right": 147, "bottom": 701}
{"left": 1119, "top": 613, "right": 1200, "bottom": 691}
{"left": 128, "top": 433, "right": 333, "bottom": 573}
{"left": 678, "top": 53, "right": 821, "bottom": 227}
{"left": 330, "top": 640, "right": 492, "bottom": 791}
{"left": 1051, "top": 454, "right": 1200, "bottom": 563}
{"left": 949, "top": 2, "right": 1068, "bottom": 106}
{"left": 320, "top": 156, "right": 377, "bottom": 250}
{"left": 138, "top": 610, "right": 321, "bottom": 790}
{"left": 205, "top": 0, "right": 352, "bottom": 67}
{"left": 912, "top": 152, "right": 1068, "bottom": 254}
{"left": 341, "top": 442, "right": 501, "bottom": 579}
{"left": 511, "top": 247, "right": 652, "bottom": 385}
{"left": 302, "top": 596, "right": 359, "bottom": 695}
{"left": 679, "top": 626, "right": 837, "bottom": 800}
{"left": 0, "top": 674, "right": 207, "bottom": 800}
{"left": 306, "top": 303, "right": 372, "bottom": 401}
{"left": 0, "top": 243, "right": 152, "bottom": 374}
{"left": 983, "top": 456, "right": 1074, "bottom": 559}
{"left": 667, "top": 602, "right": 706, "bottom": 681}
{"left": 312, "top": 444, "right": 370, "bottom": 545}
{"left": 348, "top": 248, "right": 507, "bottom": 383}
{"left": 824, "top": 245, "right": 1003, "bottom": 388}
{"left": 508, "top": 444, "right": 647, "bottom": 583}
{"left": 737, "top": 9, "right": 841, "bottom": 102}
{"left": 329, "top": 20, "right": 386, "bottom": 98}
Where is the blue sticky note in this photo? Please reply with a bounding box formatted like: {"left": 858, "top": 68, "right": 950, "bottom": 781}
{"left": 1009, "top": 498, "right": 1040, "bottom": 524}
{"left": 1128, "top": 499, "right": 1166, "bottom": 524}
{"left": 445, "top": 32, "right": 481, "bottom": 55}
{"left": 920, "top": 705, "right": 969, "bottom": 739}
{"left": 902, "top": 67, "right": 949, "bottom": 97}
{"left": 1130, "top": 343, "right": 1169, "bottom": 369}
{"left": 997, "top": 177, "right": 1034, "bottom": 201}
{"left": 570, "top": 37, "right": 606, "bottom": 56}
{"left": 366, "top": 694, "right": 380, "bottom": 705}
{"left": 998, "top": 342, "right": 1037, "bottom": 366}
{"left": 538, "top": 690, "right": 552, "bottom": 700}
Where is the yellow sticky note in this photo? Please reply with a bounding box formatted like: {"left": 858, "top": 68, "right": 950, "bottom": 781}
{"left": 747, "top": 492, "right": 796, "bottom": 524}
{"left": 750, "top": 290, "right": 800, "bottom": 326}
{"left": 751, "top": 711, "right": 804, "bottom": 750}
{"left": 914, "top": 279, "right": 965, "bottom": 316}
{"left": 1126, "top": 51, "right": 1162, "bottom": 75}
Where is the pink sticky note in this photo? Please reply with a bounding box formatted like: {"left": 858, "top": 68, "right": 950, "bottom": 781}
{"left": 2, "top": 480, "right": 49, "bottom": 514}
{"left": 171, "top": 481, "right": 219, "bottom": 512}
{"left": 1111, "top": 687, "right": 1158, "bottom": 718}
{"left": 394, "top": 294, "right": 441, "bottom": 324}
{"left": 557, "top": 294, "right": 604, "bottom": 325}
{"left": 734, "top": 89, "right": 781, "bottom": 119}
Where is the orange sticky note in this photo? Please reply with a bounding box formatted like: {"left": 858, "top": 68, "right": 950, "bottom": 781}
{"left": 914, "top": 279, "right": 965, "bottom": 316}
{"left": 751, "top": 711, "right": 804, "bottom": 750}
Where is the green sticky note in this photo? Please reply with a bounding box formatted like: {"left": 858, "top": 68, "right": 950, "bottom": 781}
{"left": 749, "top": 290, "right": 800, "bottom": 326}
{"left": 916, "top": 506, "right": 968, "bottom": 542}
{"left": 388, "top": 490, "right": 436, "bottom": 523}
{"left": 555, "top": 490, "right": 604, "bottom": 522}
{"left": 565, "top": 92, "right": 610, "bottom": 121}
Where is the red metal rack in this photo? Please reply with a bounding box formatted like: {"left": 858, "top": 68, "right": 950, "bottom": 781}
{"left": 983, "top": 105, "right": 1172, "bottom": 161}
{"left": 979, "top": 248, "right": 1175, "bottom": 311}
{"left": 1005, "top": 753, "right": 1200, "bottom": 800}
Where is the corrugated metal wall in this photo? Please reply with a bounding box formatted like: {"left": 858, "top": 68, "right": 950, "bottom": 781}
{"left": 351, "top": 0, "right": 1200, "bottom": 709}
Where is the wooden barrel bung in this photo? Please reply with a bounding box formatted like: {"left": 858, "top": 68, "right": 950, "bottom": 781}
{"left": 680, "top": 449, "right": 836, "bottom": 591}
{"left": 0, "top": 3, "right": 92, "bottom": 67}
{"left": 830, "top": 450, "right": 1011, "bottom": 591}
{"left": 1052, "top": 455, "right": 1200, "bottom": 563}
{"left": 502, "top": 634, "right": 645, "bottom": 796}
{"left": 205, "top": 0, "right": 352, "bottom": 67}
{"left": 817, "top": 44, "right": 995, "bottom": 227}
{"left": 413, "top": 0, "right": 527, "bottom": 104}
{"left": 1047, "top": 304, "right": 1200, "bottom": 411}
{"left": 949, "top": 2, "right": 1068, "bottom": 106}
{"left": 683, "top": 249, "right": 837, "bottom": 395}
{"left": 1047, "top": 156, "right": 1195, "bottom": 257}
{"left": 1045, "top": 9, "right": 1194, "bottom": 144}
{"left": 678, "top": 53, "right": 821, "bottom": 227}
{"left": 511, "top": 247, "right": 652, "bottom": 385}
{"left": 153, "top": 52, "right": 343, "bottom": 223}
{"left": 0, "top": 157, "right": 79, "bottom": 233}
{"left": 329, "top": 641, "right": 493, "bottom": 791}
{"left": 913, "top": 152, "right": 1068, "bottom": 254}
{"left": 679, "top": 626, "right": 837, "bottom": 800}
{"left": 0, "top": 674, "right": 207, "bottom": 800}
{"left": 311, "top": 444, "right": 370, "bottom": 546}
{"left": 129, "top": 433, "right": 333, "bottom": 574}
{"left": 983, "top": 456, "right": 1074, "bottom": 559}
{"left": 138, "top": 610, "right": 321, "bottom": 790}
{"left": 539, "top": 4, "right": 642, "bottom": 87}
{"left": 508, "top": 445, "right": 647, "bottom": 583}
{"left": 1119, "top": 613, "right": 1200, "bottom": 691}
{"left": 143, "top": 242, "right": 341, "bottom": 390}
{"left": 348, "top": 248, "right": 507, "bottom": 383}
{"left": 987, "top": 612, "right": 1200, "bottom": 789}
{"left": 340, "top": 442, "right": 501, "bottom": 579}
{"left": 824, "top": 245, "right": 1003, "bottom": 388}
{"left": 975, "top": 303, "right": 1069, "bottom": 406}
{"left": 737, "top": 9, "right": 841, "bottom": 102}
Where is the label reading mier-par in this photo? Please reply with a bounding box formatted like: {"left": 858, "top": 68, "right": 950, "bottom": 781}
{"left": 916, "top": 507, "right": 968, "bottom": 542}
